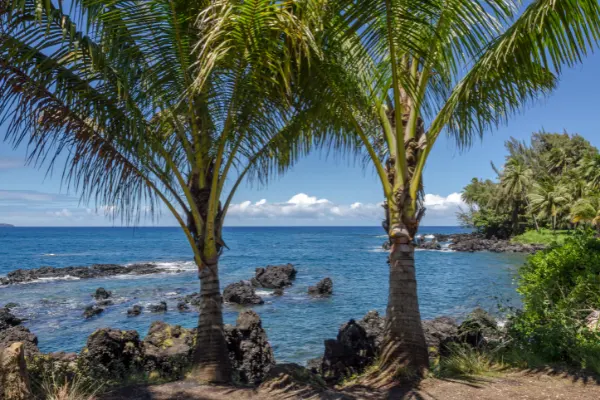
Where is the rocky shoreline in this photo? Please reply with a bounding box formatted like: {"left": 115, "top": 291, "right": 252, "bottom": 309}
{"left": 383, "top": 232, "right": 546, "bottom": 253}
{"left": 1, "top": 301, "right": 504, "bottom": 397}
{"left": 0, "top": 263, "right": 185, "bottom": 286}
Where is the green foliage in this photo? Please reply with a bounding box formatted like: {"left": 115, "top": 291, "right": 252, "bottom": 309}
{"left": 511, "top": 229, "right": 570, "bottom": 246}
{"left": 462, "top": 132, "right": 600, "bottom": 236}
{"left": 507, "top": 231, "right": 600, "bottom": 373}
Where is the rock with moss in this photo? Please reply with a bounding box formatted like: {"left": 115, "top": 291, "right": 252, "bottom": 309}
{"left": 1, "top": 342, "right": 33, "bottom": 400}
{"left": 77, "top": 328, "right": 144, "bottom": 384}
{"left": 142, "top": 321, "right": 195, "bottom": 380}
{"left": 0, "top": 326, "right": 39, "bottom": 358}
{"left": 27, "top": 352, "right": 78, "bottom": 388}
{"left": 225, "top": 310, "right": 275, "bottom": 385}
{"left": 422, "top": 316, "right": 458, "bottom": 357}
{"left": 457, "top": 308, "right": 500, "bottom": 348}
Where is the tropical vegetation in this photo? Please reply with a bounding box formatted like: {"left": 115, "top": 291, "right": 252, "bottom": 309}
{"left": 0, "top": 0, "right": 320, "bottom": 383}
{"left": 3, "top": 0, "right": 600, "bottom": 386}
{"left": 507, "top": 231, "right": 600, "bottom": 374}
{"left": 460, "top": 132, "right": 600, "bottom": 239}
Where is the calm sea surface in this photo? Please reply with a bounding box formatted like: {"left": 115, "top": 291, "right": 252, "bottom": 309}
{"left": 0, "top": 226, "right": 525, "bottom": 364}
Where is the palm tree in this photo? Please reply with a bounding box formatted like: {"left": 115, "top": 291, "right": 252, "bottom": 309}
{"left": 529, "top": 181, "right": 572, "bottom": 231}
{"left": 571, "top": 195, "right": 600, "bottom": 229}
{"left": 0, "top": 0, "right": 319, "bottom": 382}
{"left": 500, "top": 158, "right": 537, "bottom": 233}
{"left": 578, "top": 155, "right": 600, "bottom": 191}
{"left": 303, "top": 0, "right": 600, "bottom": 375}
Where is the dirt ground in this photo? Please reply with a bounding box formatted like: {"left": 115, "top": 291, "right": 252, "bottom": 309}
{"left": 100, "top": 370, "right": 600, "bottom": 400}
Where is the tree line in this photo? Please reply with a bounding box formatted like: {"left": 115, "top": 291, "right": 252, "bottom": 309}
{"left": 460, "top": 132, "right": 600, "bottom": 239}
{"left": 2, "top": 0, "right": 600, "bottom": 385}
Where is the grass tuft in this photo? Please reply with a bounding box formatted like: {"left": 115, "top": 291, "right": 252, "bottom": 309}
{"left": 435, "top": 345, "right": 504, "bottom": 378}
{"left": 40, "top": 375, "right": 101, "bottom": 400}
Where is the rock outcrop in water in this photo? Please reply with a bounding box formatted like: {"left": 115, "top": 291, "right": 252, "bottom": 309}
{"left": 251, "top": 264, "right": 297, "bottom": 289}
{"left": 0, "top": 263, "right": 177, "bottom": 286}
{"left": 83, "top": 305, "right": 104, "bottom": 319}
{"left": 224, "top": 281, "right": 264, "bottom": 305}
{"left": 148, "top": 301, "right": 167, "bottom": 313}
{"left": 308, "top": 278, "right": 333, "bottom": 297}
{"left": 127, "top": 305, "right": 143, "bottom": 316}
{"left": 93, "top": 287, "right": 112, "bottom": 300}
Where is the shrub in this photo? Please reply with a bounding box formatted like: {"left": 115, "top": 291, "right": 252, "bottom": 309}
{"left": 507, "top": 230, "right": 600, "bottom": 373}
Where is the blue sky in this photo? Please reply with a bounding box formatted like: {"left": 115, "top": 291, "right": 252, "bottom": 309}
{"left": 2, "top": 43, "right": 600, "bottom": 227}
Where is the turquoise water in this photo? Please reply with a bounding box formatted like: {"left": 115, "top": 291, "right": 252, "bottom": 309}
{"left": 0, "top": 226, "right": 524, "bottom": 364}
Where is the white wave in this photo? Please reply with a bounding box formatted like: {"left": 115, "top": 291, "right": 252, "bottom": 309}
{"left": 375, "top": 235, "right": 388, "bottom": 238}
{"left": 255, "top": 290, "right": 272, "bottom": 296}
{"left": 424, "top": 234, "right": 435, "bottom": 239}
{"left": 368, "top": 247, "right": 389, "bottom": 253}
{"left": 35, "top": 275, "right": 81, "bottom": 282}
{"left": 43, "top": 253, "right": 57, "bottom": 257}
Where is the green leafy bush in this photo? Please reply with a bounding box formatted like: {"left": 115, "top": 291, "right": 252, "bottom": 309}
{"left": 508, "top": 230, "right": 600, "bottom": 372}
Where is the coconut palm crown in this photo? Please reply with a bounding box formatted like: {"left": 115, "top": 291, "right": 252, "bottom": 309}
{"left": 0, "top": 0, "right": 320, "bottom": 382}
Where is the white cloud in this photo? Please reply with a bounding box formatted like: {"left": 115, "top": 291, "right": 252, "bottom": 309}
{"left": 0, "top": 157, "right": 25, "bottom": 170}
{"left": 50, "top": 208, "right": 73, "bottom": 218}
{"left": 227, "top": 192, "right": 465, "bottom": 225}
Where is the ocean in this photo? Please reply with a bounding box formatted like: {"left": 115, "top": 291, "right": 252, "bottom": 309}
{"left": 0, "top": 226, "right": 525, "bottom": 364}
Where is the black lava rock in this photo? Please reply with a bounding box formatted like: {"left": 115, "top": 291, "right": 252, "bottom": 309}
{"left": 308, "top": 277, "right": 333, "bottom": 297}
{"left": 224, "top": 281, "right": 264, "bottom": 305}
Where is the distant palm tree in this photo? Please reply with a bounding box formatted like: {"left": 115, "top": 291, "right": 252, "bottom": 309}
{"left": 303, "top": 0, "right": 600, "bottom": 375}
{"left": 500, "top": 158, "right": 537, "bottom": 233}
{"left": 579, "top": 155, "right": 600, "bottom": 191}
{"left": 571, "top": 195, "right": 600, "bottom": 229}
{"left": 529, "top": 182, "right": 572, "bottom": 230}
{"left": 0, "top": 0, "right": 318, "bottom": 382}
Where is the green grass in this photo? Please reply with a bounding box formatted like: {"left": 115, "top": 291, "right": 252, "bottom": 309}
{"left": 511, "top": 229, "right": 571, "bottom": 246}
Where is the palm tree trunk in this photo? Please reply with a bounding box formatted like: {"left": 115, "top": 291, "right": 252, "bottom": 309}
{"left": 380, "top": 232, "right": 429, "bottom": 376}
{"left": 191, "top": 260, "right": 231, "bottom": 383}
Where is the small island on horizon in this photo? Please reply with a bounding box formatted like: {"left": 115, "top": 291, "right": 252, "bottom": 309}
{"left": 0, "top": 223, "right": 15, "bottom": 227}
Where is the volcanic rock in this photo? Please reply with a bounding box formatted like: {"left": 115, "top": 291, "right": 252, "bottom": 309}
{"left": 83, "top": 305, "right": 104, "bottom": 319}
{"left": 225, "top": 310, "right": 275, "bottom": 385}
{"left": 0, "top": 307, "right": 21, "bottom": 331}
{"left": 142, "top": 321, "right": 195, "bottom": 380}
{"left": 224, "top": 281, "right": 264, "bottom": 305}
{"left": 0, "top": 342, "right": 32, "bottom": 400}
{"left": 127, "top": 305, "right": 143, "bottom": 316}
{"left": 0, "top": 326, "right": 39, "bottom": 357}
{"left": 251, "top": 264, "right": 297, "bottom": 289}
{"left": 308, "top": 278, "right": 333, "bottom": 297}
{"left": 148, "top": 301, "right": 167, "bottom": 313}
{"left": 93, "top": 287, "right": 112, "bottom": 300}
{"left": 77, "top": 328, "right": 144, "bottom": 382}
